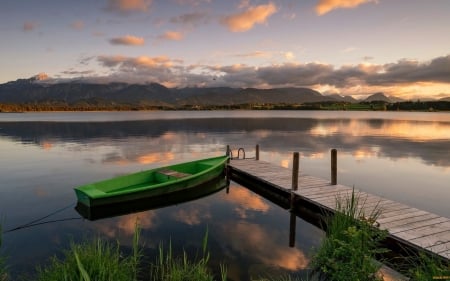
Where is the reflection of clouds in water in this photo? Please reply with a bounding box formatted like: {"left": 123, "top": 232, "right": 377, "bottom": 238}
{"left": 97, "top": 211, "right": 157, "bottom": 238}
{"left": 311, "top": 120, "right": 450, "bottom": 141}
{"left": 138, "top": 152, "right": 175, "bottom": 164}
{"left": 219, "top": 222, "right": 308, "bottom": 270}
{"left": 172, "top": 205, "right": 211, "bottom": 225}
{"left": 40, "top": 141, "right": 53, "bottom": 150}
{"left": 222, "top": 185, "right": 270, "bottom": 218}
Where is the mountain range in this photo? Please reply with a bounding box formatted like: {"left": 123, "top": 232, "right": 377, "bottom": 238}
{"left": 0, "top": 74, "right": 443, "bottom": 106}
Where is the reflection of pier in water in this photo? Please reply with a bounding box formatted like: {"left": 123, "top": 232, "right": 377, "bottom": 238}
{"left": 227, "top": 146, "right": 450, "bottom": 264}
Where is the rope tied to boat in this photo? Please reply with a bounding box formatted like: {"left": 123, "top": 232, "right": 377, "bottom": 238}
{"left": 3, "top": 202, "right": 80, "bottom": 234}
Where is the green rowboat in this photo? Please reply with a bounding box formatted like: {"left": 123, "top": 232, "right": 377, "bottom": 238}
{"left": 74, "top": 155, "right": 228, "bottom": 207}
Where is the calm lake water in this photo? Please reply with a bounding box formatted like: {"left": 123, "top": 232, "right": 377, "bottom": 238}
{"left": 1, "top": 110, "right": 449, "bottom": 279}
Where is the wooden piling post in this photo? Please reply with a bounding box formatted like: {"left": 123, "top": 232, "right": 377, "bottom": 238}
{"left": 290, "top": 152, "right": 300, "bottom": 211}
{"left": 292, "top": 152, "right": 299, "bottom": 191}
{"left": 255, "top": 144, "right": 259, "bottom": 160}
{"left": 331, "top": 149, "right": 337, "bottom": 185}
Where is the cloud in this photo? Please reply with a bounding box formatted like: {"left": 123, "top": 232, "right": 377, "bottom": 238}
{"left": 234, "top": 51, "right": 272, "bottom": 58}
{"left": 175, "top": 0, "right": 211, "bottom": 6}
{"left": 23, "top": 21, "right": 38, "bottom": 32}
{"left": 106, "top": 0, "right": 152, "bottom": 13}
{"left": 158, "top": 31, "right": 184, "bottom": 41}
{"left": 70, "top": 20, "right": 85, "bottom": 30}
{"left": 316, "top": 0, "right": 377, "bottom": 15}
{"left": 221, "top": 2, "right": 277, "bottom": 32}
{"left": 109, "top": 35, "right": 145, "bottom": 45}
{"left": 93, "top": 53, "right": 450, "bottom": 98}
{"left": 170, "top": 12, "right": 210, "bottom": 26}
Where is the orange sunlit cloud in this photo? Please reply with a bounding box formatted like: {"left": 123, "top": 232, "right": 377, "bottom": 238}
{"left": 159, "top": 31, "right": 184, "bottom": 41}
{"left": 23, "top": 21, "right": 38, "bottom": 32}
{"left": 221, "top": 222, "right": 308, "bottom": 270}
{"left": 109, "top": 35, "right": 145, "bottom": 46}
{"left": 107, "top": 0, "right": 152, "bottom": 13}
{"left": 316, "top": 0, "right": 377, "bottom": 15}
{"left": 222, "top": 3, "right": 277, "bottom": 32}
{"left": 70, "top": 20, "right": 85, "bottom": 30}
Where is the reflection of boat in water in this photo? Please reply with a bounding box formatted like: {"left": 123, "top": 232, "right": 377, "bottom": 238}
{"left": 76, "top": 176, "right": 229, "bottom": 220}
{"left": 74, "top": 156, "right": 228, "bottom": 207}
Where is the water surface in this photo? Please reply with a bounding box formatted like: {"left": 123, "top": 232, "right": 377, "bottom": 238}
{"left": 1, "top": 110, "right": 449, "bottom": 279}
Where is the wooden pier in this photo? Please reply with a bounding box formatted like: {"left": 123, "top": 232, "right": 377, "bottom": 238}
{"left": 226, "top": 147, "right": 450, "bottom": 263}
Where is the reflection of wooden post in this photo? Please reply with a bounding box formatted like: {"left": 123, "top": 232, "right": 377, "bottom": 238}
{"left": 292, "top": 152, "right": 299, "bottom": 191}
{"left": 290, "top": 152, "right": 299, "bottom": 211}
{"left": 331, "top": 149, "right": 337, "bottom": 185}
{"left": 255, "top": 144, "right": 259, "bottom": 160}
{"left": 289, "top": 212, "right": 296, "bottom": 247}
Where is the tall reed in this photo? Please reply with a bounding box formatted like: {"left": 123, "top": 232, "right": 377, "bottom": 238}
{"left": 310, "top": 189, "right": 388, "bottom": 281}
{"left": 149, "top": 229, "right": 227, "bottom": 281}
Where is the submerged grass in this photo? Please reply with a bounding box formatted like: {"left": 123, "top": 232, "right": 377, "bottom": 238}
{"left": 310, "top": 189, "right": 389, "bottom": 281}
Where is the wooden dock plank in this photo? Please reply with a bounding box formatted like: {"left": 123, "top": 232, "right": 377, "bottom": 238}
{"left": 228, "top": 159, "right": 450, "bottom": 262}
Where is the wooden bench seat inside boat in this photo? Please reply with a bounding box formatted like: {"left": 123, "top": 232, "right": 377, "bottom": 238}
{"left": 158, "top": 169, "right": 192, "bottom": 179}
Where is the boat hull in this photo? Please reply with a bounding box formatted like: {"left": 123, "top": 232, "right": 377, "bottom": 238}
{"left": 74, "top": 155, "right": 228, "bottom": 207}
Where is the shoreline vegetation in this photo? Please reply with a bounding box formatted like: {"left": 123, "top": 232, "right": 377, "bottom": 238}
{"left": 1, "top": 100, "right": 450, "bottom": 112}
{"left": 2, "top": 191, "right": 449, "bottom": 280}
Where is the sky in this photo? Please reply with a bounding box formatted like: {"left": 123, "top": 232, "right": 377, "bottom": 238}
{"left": 1, "top": 0, "right": 449, "bottom": 99}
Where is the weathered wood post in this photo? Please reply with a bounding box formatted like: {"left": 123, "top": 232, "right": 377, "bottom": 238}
{"left": 225, "top": 145, "right": 231, "bottom": 192}
{"left": 331, "top": 148, "right": 337, "bottom": 185}
{"left": 292, "top": 152, "right": 299, "bottom": 191}
{"left": 255, "top": 144, "right": 259, "bottom": 160}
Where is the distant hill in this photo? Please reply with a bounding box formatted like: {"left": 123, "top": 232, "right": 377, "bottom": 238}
{"left": 0, "top": 76, "right": 354, "bottom": 106}
{"left": 363, "top": 92, "right": 405, "bottom": 103}
{"left": 439, "top": 97, "right": 450, "bottom": 102}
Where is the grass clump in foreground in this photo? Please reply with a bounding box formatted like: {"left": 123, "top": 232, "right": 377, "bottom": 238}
{"left": 34, "top": 225, "right": 226, "bottom": 281}
{"left": 150, "top": 229, "right": 227, "bottom": 281}
{"left": 401, "top": 251, "right": 450, "bottom": 281}
{"left": 35, "top": 228, "right": 141, "bottom": 281}
{"left": 310, "top": 189, "right": 389, "bottom": 281}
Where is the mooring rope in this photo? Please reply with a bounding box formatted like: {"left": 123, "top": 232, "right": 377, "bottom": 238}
{"left": 3, "top": 202, "right": 79, "bottom": 233}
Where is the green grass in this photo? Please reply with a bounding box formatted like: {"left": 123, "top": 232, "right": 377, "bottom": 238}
{"left": 309, "top": 189, "right": 388, "bottom": 281}
{"left": 149, "top": 229, "right": 227, "bottom": 281}
{"left": 33, "top": 225, "right": 226, "bottom": 281}
{"left": 401, "top": 251, "right": 450, "bottom": 281}
{"left": 35, "top": 224, "right": 142, "bottom": 281}
{"left": 1, "top": 224, "right": 7, "bottom": 281}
